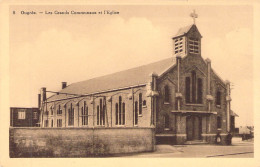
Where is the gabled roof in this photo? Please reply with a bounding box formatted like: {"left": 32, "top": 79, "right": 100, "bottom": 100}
{"left": 173, "top": 24, "right": 202, "bottom": 39}
{"left": 175, "top": 25, "right": 193, "bottom": 37}
{"left": 48, "top": 57, "right": 176, "bottom": 102}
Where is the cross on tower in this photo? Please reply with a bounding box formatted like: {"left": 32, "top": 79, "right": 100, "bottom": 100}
{"left": 190, "top": 10, "right": 198, "bottom": 24}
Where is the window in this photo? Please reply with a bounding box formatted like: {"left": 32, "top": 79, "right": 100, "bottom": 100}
{"left": 116, "top": 96, "right": 125, "bottom": 125}
{"left": 115, "top": 103, "right": 119, "bottom": 125}
{"left": 97, "top": 99, "right": 105, "bottom": 126}
{"left": 164, "top": 115, "right": 170, "bottom": 129}
{"left": 197, "top": 78, "right": 203, "bottom": 104}
{"left": 174, "top": 37, "right": 184, "bottom": 55}
{"left": 50, "top": 108, "right": 53, "bottom": 115}
{"left": 122, "top": 103, "right": 125, "bottom": 125}
{"left": 57, "top": 105, "right": 62, "bottom": 115}
{"left": 119, "top": 96, "right": 122, "bottom": 125}
{"left": 217, "top": 116, "right": 222, "bottom": 129}
{"left": 143, "top": 100, "right": 146, "bottom": 106}
{"left": 216, "top": 91, "right": 221, "bottom": 106}
{"left": 44, "top": 120, "right": 48, "bottom": 127}
{"left": 164, "top": 85, "right": 170, "bottom": 103}
{"left": 185, "top": 77, "right": 191, "bottom": 103}
{"left": 186, "top": 71, "right": 203, "bottom": 104}
{"left": 33, "top": 112, "right": 38, "bottom": 119}
{"left": 97, "top": 105, "right": 100, "bottom": 125}
{"left": 81, "top": 101, "right": 88, "bottom": 126}
{"left": 189, "top": 38, "right": 200, "bottom": 54}
{"left": 139, "top": 93, "right": 142, "bottom": 115}
{"left": 68, "top": 103, "right": 74, "bottom": 126}
{"left": 57, "top": 119, "right": 62, "bottom": 127}
{"left": 18, "top": 111, "right": 26, "bottom": 119}
{"left": 192, "top": 71, "right": 196, "bottom": 103}
{"left": 134, "top": 101, "right": 138, "bottom": 125}
{"left": 51, "top": 119, "right": 53, "bottom": 127}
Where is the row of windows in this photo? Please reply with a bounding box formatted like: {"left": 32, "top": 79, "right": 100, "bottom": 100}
{"left": 189, "top": 38, "right": 200, "bottom": 54}
{"left": 163, "top": 71, "right": 222, "bottom": 106}
{"left": 185, "top": 71, "right": 203, "bottom": 104}
{"left": 45, "top": 93, "right": 145, "bottom": 127}
{"left": 174, "top": 37, "right": 184, "bottom": 54}
{"left": 44, "top": 119, "right": 60, "bottom": 127}
{"left": 17, "top": 111, "right": 38, "bottom": 120}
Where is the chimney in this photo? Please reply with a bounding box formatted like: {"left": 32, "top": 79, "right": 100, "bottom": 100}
{"left": 41, "top": 87, "right": 46, "bottom": 102}
{"left": 38, "top": 94, "right": 41, "bottom": 109}
{"left": 62, "top": 82, "right": 67, "bottom": 89}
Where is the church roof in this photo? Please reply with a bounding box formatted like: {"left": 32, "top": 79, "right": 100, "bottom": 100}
{"left": 173, "top": 24, "right": 202, "bottom": 39}
{"left": 175, "top": 24, "right": 193, "bottom": 37}
{"left": 48, "top": 57, "right": 176, "bottom": 102}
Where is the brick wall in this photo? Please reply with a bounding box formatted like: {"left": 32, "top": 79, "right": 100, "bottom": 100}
{"left": 156, "top": 54, "right": 228, "bottom": 136}
{"left": 9, "top": 127, "right": 155, "bottom": 157}
{"left": 42, "top": 85, "right": 152, "bottom": 128}
{"left": 10, "top": 108, "right": 40, "bottom": 127}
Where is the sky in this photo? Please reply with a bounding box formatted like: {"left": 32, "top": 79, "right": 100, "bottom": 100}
{"left": 9, "top": 5, "right": 253, "bottom": 126}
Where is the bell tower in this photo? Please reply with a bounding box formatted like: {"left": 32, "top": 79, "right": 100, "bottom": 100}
{"left": 172, "top": 10, "right": 202, "bottom": 57}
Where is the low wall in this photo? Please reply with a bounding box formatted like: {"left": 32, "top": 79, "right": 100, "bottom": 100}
{"left": 10, "top": 127, "right": 155, "bottom": 157}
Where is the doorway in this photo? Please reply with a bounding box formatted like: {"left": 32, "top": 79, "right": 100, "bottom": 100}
{"left": 186, "top": 115, "right": 202, "bottom": 141}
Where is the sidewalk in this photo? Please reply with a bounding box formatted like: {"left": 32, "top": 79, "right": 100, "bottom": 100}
{"left": 122, "top": 137, "right": 254, "bottom": 158}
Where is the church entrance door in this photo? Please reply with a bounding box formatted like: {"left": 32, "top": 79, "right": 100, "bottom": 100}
{"left": 186, "top": 115, "right": 202, "bottom": 141}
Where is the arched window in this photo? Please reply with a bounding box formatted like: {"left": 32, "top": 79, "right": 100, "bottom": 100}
{"left": 164, "top": 85, "right": 170, "bottom": 103}
{"left": 186, "top": 71, "right": 203, "bottom": 104}
{"left": 134, "top": 101, "right": 138, "bottom": 125}
{"left": 81, "top": 101, "right": 88, "bottom": 126}
{"left": 139, "top": 93, "right": 143, "bottom": 115}
{"left": 115, "top": 103, "right": 119, "bottom": 125}
{"left": 185, "top": 77, "right": 191, "bottom": 103}
{"left": 97, "top": 105, "right": 99, "bottom": 125}
{"left": 57, "top": 105, "right": 62, "bottom": 115}
{"left": 122, "top": 102, "right": 125, "bottom": 125}
{"left": 191, "top": 71, "right": 196, "bottom": 103}
{"left": 217, "top": 116, "right": 222, "bottom": 129}
{"left": 119, "top": 96, "right": 122, "bottom": 125}
{"left": 68, "top": 103, "right": 74, "bottom": 126}
{"left": 100, "top": 99, "right": 103, "bottom": 125}
{"left": 216, "top": 91, "right": 221, "bottom": 106}
{"left": 164, "top": 114, "right": 169, "bottom": 129}
{"left": 197, "top": 78, "right": 203, "bottom": 104}
{"left": 115, "top": 96, "right": 125, "bottom": 125}
{"left": 96, "top": 99, "right": 105, "bottom": 126}
{"left": 143, "top": 100, "right": 146, "bottom": 106}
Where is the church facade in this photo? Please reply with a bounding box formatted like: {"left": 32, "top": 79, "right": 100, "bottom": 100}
{"left": 39, "top": 24, "right": 237, "bottom": 145}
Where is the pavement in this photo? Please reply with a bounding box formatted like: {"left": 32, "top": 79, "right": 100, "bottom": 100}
{"left": 121, "top": 137, "right": 254, "bottom": 158}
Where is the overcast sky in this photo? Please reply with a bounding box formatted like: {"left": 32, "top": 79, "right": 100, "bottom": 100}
{"left": 9, "top": 5, "right": 253, "bottom": 126}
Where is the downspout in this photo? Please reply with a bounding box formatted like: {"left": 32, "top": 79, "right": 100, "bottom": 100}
{"left": 132, "top": 88, "right": 135, "bottom": 126}
{"left": 110, "top": 97, "right": 112, "bottom": 127}
{"left": 225, "top": 80, "right": 231, "bottom": 132}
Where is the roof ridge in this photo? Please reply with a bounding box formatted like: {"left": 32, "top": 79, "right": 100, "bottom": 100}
{"left": 70, "top": 57, "right": 174, "bottom": 86}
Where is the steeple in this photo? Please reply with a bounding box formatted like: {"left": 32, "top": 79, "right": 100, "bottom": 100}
{"left": 172, "top": 10, "right": 202, "bottom": 57}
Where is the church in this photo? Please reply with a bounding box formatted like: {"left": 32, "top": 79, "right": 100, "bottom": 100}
{"left": 39, "top": 14, "right": 237, "bottom": 145}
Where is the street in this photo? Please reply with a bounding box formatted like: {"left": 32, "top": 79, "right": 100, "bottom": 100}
{"left": 121, "top": 137, "right": 254, "bottom": 158}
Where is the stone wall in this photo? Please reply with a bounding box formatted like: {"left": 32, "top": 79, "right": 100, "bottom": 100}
{"left": 10, "top": 127, "right": 155, "bottom": 157}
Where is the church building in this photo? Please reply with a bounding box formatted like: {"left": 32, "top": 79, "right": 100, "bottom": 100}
{"left": 39, "top": 15, "right": 237, "bottom": 145}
